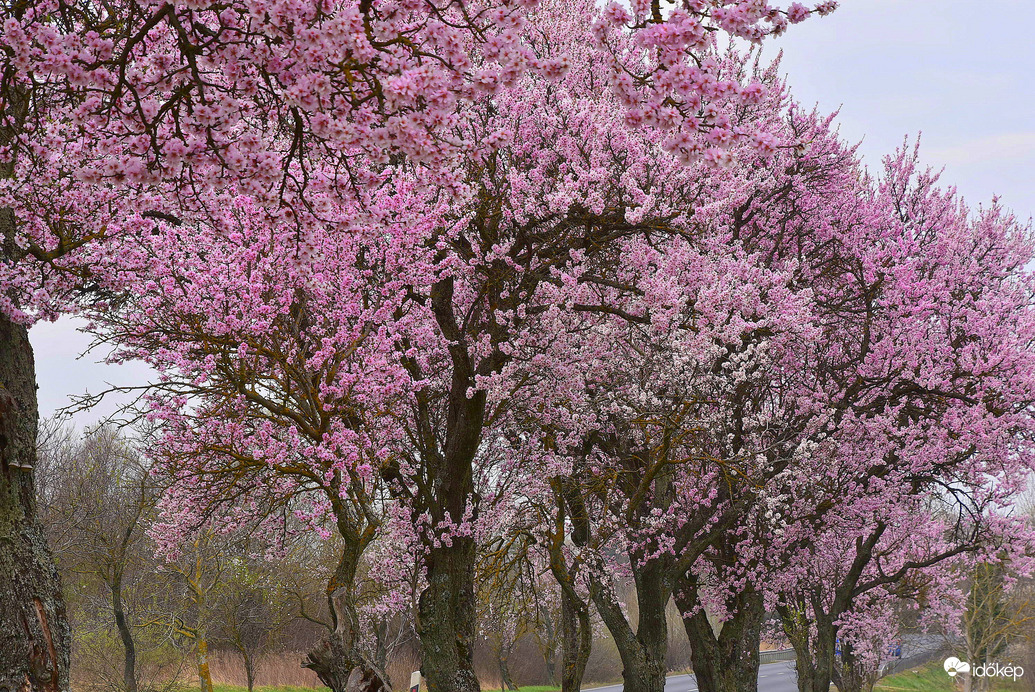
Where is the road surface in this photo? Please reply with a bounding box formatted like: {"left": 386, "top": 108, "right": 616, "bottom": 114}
{"left": 586, "top": 661, "right": 800, "bottom": 692}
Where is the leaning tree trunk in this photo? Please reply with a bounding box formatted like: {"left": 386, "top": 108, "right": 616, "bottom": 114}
{"left": 675, "top": 581, "right": 764, "bottom": 692}
{"left": 496, "top": 643, "right": 517, "bottom": 692}
{"left": 305, "top": 539, "right": 390, "bottom": 692}
{"left": 0, "top": 307, "right": 71, "bottom": 691}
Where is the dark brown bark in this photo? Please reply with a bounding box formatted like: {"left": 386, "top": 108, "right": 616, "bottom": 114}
{"left": 674, "top": 579, "right": 764, "bottom": 692}
{"left": 0, "top": 309, "right": 71, "bottom": 692}
{"left": 111, "top": 569, "right": 138, "bottom": 692}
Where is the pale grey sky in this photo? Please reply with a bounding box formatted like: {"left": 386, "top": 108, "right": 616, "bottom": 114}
{"left": 30, "top": 0, "right": 1035, "bottom": 425}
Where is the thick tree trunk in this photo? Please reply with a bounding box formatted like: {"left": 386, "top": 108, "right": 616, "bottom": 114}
{"left": 675, "top": 582, "right": 764, "bottom": 692}
{"left": 417, "top": 536, "right": 480, "bottom": 692}
{"left": 413, "top": 322, "right": 484, "bottom": 692}
{"left": 111, "top": 569, "right": 138, "bottom": 692}
{"left": 591, "top": 560, "right": 670, "bottom": 692}
{"left": 305, "top": 540, "right": 390, "bottom": 692}
{"left": 0, "top": 79, "right": 71, "bottom": 692}
{"left": 779, "top": 605, "right": 835, "bottom": 692}
{"left": 560, "top": 589, "right": 591, "bottom": 692}
{"left": 0, "top": 311, "right": 71, "bottom": 692}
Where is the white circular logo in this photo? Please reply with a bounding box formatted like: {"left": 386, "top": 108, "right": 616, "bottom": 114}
{"left": 944, "top": 657, "right": 971, "bottom": 677}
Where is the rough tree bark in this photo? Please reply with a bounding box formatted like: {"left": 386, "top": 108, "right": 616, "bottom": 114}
{"left": 418, "top": 536, "right": 480, "bottom": 692}
{"left": 591, "top": 559, "right": 671, "bottom": 692}
{"left": 0, "top": 315, "right": 71, "bottom": 691}
{"left": 412, "top": 277, "right": 486, "bottom": 692}
{"left": 560, "top": 587, "right": 591, "bottom": 692}
{"left": 674, "top": 578, "right": 764, "bottom": 692}
{"left": 305, "top": 539, "right": 390, "bottom": 692}
{"left": 196, "top": 635, "right": 215, "bottom": 692}
{"left": 0, "top": 72, "right": 71, "bottom": 692}
{"left": 778, "top": 603, "right": 837, "bottom": 692}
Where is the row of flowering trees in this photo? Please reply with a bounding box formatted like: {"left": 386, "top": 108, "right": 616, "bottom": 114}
{"left": 1, "top": 2, "right": 1034, "bottom": 692}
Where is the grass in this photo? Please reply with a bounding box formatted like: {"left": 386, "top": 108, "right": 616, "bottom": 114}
{"left": 208, "top": 682, "right": 324, "bottom": 686}
{"left": 481, "top": 687, "right": 560, "bottom": 692}
{"left": 874, "top": 661, "right": 1026, "bottom": 691}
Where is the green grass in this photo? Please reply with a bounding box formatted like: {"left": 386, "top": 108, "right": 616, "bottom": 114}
{"left": 210, "top": 685, "right": 328, "bottom": 692}
{"left": 874, "top": 661, "right": 1026, "bottom": 691}
{"left": 481, "top": 686, "right": 560, "bottom": 692}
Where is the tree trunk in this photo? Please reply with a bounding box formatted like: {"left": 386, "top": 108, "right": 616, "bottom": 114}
{"left": 591, "top": 560, "right": 670, "bottom": 692}
{"left": 111, "top": 569, "right": 138, "bottom": 692}
{"left": 0, "top": 310, "right": 71, "bottom": 692}
{"left": 305, "top": 540, "right": 390, "bottom": 692}
{"left": 560, "top": 589, "right": 591, "bottom": 692}
{"left": 0, "top": 80, "right": 71, "bottom": 692}
{"left": 675, "top": 581, "right": 764, "bottom": 692}
{"left": 779, "top": 604, "right": 835, "bottom": 692}
{"left": 242, "top": 649, "right": 255, "bottom": 692}
{"left": 417, "top": 536, "right": 480, "bottom": 692}
{"left": 537, "top": 605, "right": 558, "bottom": 686}
{"left": 497, "top": 649, "right": 517, "bottom": 692}
{"left": 413, "top": 337, "right": 484, "bottom": 692}
{"left": 196, "top": 636, "right": 215, "bottom": 692}
{"left": 834, "top": 642, "right": 878, "bottom": 692}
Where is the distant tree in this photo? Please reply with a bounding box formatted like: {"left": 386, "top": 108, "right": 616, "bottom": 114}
{"left": 35, "top": 422, "right": 157, "bottom": 692}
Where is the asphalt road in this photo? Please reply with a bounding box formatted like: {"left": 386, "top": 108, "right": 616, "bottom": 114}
{"left": 585, "top": 661, "right": 800, "bottom": 692}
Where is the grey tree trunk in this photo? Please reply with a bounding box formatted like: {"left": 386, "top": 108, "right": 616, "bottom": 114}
{"left": 0, "top": 311, "right": 71, "bottom": 692}
{"left": 497, "top": 646, "right": 517, "bottom": 692}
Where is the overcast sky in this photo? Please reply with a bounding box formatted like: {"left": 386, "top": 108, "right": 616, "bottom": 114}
{"left": 30, "top": 0, "right": 1035, "bottom": 426}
